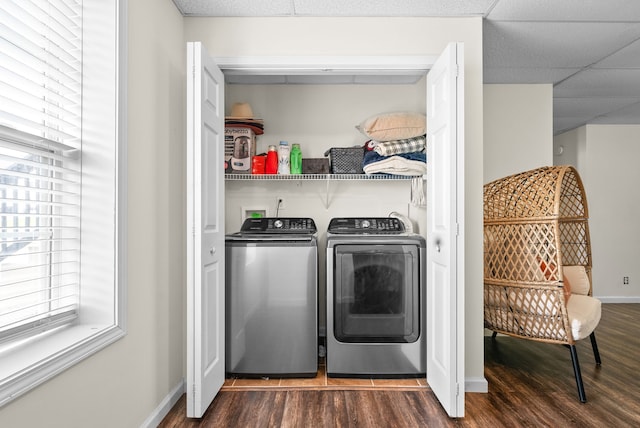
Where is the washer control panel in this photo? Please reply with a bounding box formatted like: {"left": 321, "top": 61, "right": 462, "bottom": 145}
{"left": 240, "top": 217, "right": 317, "bottom": 234}
{"left": 328, "top": 217, "right": 405, "bottom": 234}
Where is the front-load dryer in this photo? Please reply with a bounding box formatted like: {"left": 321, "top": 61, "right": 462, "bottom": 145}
{"left": 326, "top": 217, "right": 426, "bottom": 377}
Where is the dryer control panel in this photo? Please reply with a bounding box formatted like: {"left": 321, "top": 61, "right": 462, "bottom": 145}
{"left": 328, "top": 217, "right": 405, "bottom": 234}
{"left": 240, "top": 217, "right": 317, "bottom": 234}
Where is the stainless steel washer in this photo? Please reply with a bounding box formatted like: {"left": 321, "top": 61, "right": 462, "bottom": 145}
{"left": 225, "top": 217, "right": 318, "bottom": 377}
{"left": 326, "top": 217, "right": 426, "bottom": 377}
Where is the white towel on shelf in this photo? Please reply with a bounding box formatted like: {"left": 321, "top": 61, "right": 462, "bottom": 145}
{"left": 363, "top": 155, "right": 427, "bottom": 176}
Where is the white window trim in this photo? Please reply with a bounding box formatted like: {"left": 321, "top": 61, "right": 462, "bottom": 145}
{"left": 0, "top": 0, "right": 127, "bottom": 407}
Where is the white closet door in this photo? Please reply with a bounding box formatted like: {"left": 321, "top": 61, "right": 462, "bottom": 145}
{"left": 426, "top": 42, "right": 465, "bottom": 418}
{"left": 186, "top": 41, "right": 226, "bottom": 418}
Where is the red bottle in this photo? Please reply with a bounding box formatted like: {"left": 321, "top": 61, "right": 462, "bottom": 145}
{"left": 252, "top": 155, "right": 266, "bottom": 174}
{"left": 265, "top": 145, "right": 278, "bottom": 174}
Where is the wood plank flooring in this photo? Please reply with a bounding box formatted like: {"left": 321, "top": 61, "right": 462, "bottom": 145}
{"left": 159, "top": 304, "right": 640, "bottom": 427}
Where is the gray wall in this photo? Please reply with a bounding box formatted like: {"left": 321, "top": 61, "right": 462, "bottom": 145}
{"left": 483, "top": 84, "right": 553, "bottom": 183}
{"left": 554, "top": 125, "right": 640, "bottom": 302}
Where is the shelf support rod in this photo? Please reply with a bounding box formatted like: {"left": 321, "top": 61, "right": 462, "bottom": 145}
{"left": 325, "top": 176, "right": 330, "bottom": 209}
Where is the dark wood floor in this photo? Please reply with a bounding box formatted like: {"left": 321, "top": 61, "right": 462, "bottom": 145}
{"left": 159, "top": 304, "right": 640, "bottom": 427}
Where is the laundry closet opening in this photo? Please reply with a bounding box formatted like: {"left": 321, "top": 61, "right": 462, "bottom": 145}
{"left": 219, "top": 56, "right": 433, "bottom": 340}
{"left": 187, "top": 42, "right": 465, "bottom": 417}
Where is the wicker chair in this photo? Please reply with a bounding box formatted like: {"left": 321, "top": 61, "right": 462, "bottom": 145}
{"left": 483, "top": 165, "right": 602, "bottom": 403}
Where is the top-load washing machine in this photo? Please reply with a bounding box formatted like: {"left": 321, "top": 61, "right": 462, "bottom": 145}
{"left": 326, "top": 217, "right": 426, "bottom": 377}
{"left": 225, "top": 217, "right": 318, "bottom": 377}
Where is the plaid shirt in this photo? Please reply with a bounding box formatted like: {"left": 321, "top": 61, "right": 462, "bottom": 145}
{"left": 373, "top": 134, "right": 426, "bottom": 156}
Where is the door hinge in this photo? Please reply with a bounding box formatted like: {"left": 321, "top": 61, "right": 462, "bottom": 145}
{"left": 456, "top": 383, "right": 460, "bottom": 396}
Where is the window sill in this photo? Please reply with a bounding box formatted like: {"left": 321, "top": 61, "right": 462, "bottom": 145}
{"left": 0, "top": 323, "right": 125, "bottom": 407}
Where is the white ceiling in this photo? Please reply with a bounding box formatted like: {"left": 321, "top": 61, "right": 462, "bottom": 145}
{"left": 172, "top": 0, "right": 640, "bottom": 135}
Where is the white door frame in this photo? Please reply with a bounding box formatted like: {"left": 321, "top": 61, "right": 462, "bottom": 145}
{"left": 185, "top": 47, "right": 465, "bottom": 418}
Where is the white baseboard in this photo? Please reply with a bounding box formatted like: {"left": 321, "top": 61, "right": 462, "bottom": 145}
{"left": 465, "top": 376, "right": 488, "bottom": 393}
{"left": 140, "top": 379, "right": 185, "bottom": 428}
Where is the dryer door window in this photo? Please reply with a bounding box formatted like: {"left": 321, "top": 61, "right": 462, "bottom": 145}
{"left": 333, "top": 244, "right": 420, "bottom": 343}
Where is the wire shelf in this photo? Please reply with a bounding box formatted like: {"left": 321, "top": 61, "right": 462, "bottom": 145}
{"left": 225, "top": 173, "right": 417, "bottom": 181}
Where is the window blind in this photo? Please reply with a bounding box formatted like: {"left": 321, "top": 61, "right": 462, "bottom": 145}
{"left": 0, "top": 0, "right": 82, "bottom": 342}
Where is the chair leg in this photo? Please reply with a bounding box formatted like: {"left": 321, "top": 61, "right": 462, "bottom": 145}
{"left": 569, "top": 344, "right": 587, "bottom": 403}
{"left": 491, "top": 331, "right": 497, "bottom": 339}
{"left": 590, "top": 332, "right": 602, "bottom": 365}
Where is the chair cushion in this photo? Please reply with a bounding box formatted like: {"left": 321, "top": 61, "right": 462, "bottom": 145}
{"left": 563, "top": 265, "right": 590, "bottom": 295}
{"left": 566, "top": 294, "right": 601, "bottom": 341}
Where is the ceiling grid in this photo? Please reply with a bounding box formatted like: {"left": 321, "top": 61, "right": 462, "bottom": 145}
{"left": 173, "top": 0, "right": 640, "bottom": 134}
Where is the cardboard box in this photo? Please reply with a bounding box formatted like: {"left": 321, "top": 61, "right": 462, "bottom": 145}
{"left": 225, "top": 127, "right": 256, "bottom": 173}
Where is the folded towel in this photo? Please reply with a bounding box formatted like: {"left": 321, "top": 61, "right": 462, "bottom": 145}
{"left": 362, "top": 151, "right": 427, "bottom": 176}
{"left": 363, "top": 150, "right": 426, "bottom": 166}
{"left": 373, "top": 135, "right": 426, "bottom": 156}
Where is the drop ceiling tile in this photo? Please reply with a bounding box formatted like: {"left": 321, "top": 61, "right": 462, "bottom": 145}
{"left": 554, "top": 69, "right": 640, "bottom": 97}
{"left": 553, "top": 117, "right": 593, "bottom": 134}
{"left": 487, "top": 0, "right": 640, "bottom": 21}
{"left": 173, "top": 0, "right": 293, "bottom": 16}
{"left": 594, "top": 39, "right": 640, "bottom": 68}
{"left": 484, "top": 21, "right": 640, "bottom": 68}
{"left": 483, "top": 67, "right": 579, "bottom": 84}
{"left": 590, "top": 101, "right": 640, "bottom": 123}
{"left": 293, "top": 0, "right": 494, "bottom": 16}
{"left": 553, "top": 97, "right": 640, "bottom": 118}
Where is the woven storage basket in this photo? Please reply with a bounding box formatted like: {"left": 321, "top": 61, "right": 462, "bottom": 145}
{"left": 483, "top": 165, "right": 592, "bottom": 345}
{"left": 324, "top": 147, "right": 364, "bottom": 174}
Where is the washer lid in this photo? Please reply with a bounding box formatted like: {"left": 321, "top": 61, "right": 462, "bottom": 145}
{"left": 327, "top": 217, "right": 405, "bottom": 234}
